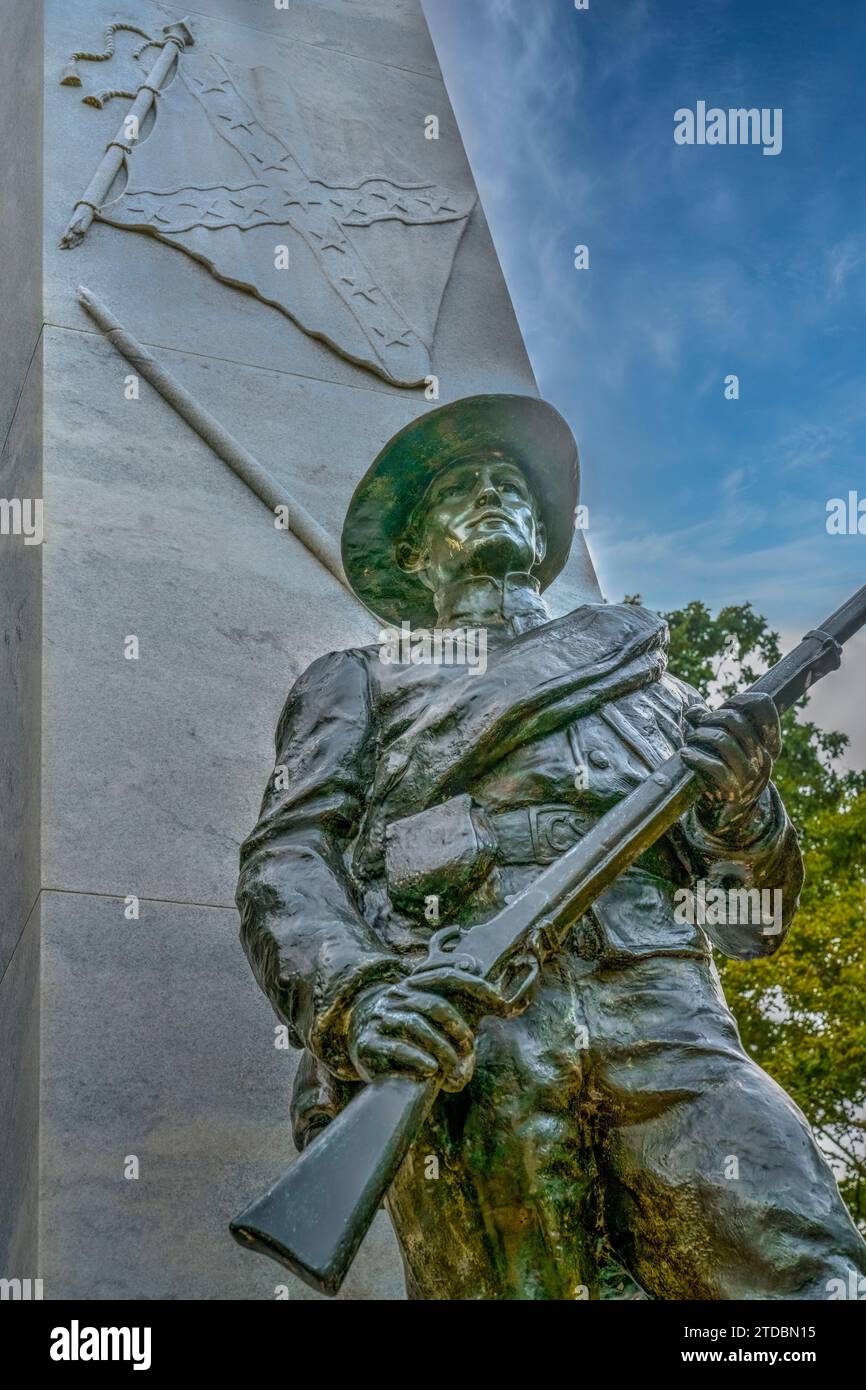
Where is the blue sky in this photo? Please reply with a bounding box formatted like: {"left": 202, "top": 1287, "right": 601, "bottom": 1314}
{"left": 423, "top": 0, "right": 866, "bottom": 760}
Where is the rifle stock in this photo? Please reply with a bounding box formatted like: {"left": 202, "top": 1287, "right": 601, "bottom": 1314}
{"left": 231, "top": 1074, "right": 437, "bottom": 1296}
{"left": 231, "top": 583, "right": 866, "bottom": 1296}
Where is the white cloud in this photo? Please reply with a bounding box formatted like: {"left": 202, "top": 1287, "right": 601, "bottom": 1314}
{"left": 828, "top": 235, "right": 866, "bottom": 292}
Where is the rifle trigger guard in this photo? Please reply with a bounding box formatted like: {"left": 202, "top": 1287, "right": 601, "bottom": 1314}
{"left": 497, "top": 948, "right": 541, "bottom": 1018}
{"left": 421, "top": 924, "right": 483, "bottom": 978}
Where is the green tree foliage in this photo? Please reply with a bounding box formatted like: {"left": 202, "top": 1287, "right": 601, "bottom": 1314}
{"left": 626, "top": 594, "right": 866, "bottom": 1228}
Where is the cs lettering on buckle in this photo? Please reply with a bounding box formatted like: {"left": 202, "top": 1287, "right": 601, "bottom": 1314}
{"left": 529, "top": 807, "right": 582, "bottom": 864}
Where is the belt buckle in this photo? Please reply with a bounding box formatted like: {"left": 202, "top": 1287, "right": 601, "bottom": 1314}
{"left": 528, "top": 806, "right": 581, "bottom": 864}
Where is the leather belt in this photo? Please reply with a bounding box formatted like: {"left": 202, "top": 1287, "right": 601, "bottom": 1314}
{"left": 486, "top": 801, "right": 687, "bottom": 882}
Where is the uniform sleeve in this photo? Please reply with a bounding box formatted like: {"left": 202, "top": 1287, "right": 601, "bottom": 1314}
{"left": 669, "top": 676, "right": 805, "bottom": 960}
{"left": 236, "top": 648, "right": 406, "bottom": 1078}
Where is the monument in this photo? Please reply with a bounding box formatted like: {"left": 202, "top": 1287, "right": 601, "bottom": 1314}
{"left": 0, "top": 0, "right": 597, "bottom": 1299}
{"left": 3, "top": 0, "right": 861, "bottom": 1305}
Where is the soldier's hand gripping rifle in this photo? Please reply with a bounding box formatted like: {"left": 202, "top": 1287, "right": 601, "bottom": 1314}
{"left": 230, "top": 581, "right": 866, "bottom": 1296}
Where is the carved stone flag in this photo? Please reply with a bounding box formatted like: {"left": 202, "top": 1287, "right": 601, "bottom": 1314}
{"left": 81, "top": 43, "right": 476, "bottom": 387}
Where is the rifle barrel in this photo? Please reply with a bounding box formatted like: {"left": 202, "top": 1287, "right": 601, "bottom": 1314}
{"left": 822, "top": 581, "right": 866, "bottom": 646}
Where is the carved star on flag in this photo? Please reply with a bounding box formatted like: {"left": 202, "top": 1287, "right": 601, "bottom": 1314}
{"left": 342, "top": 277, "right": 380, "bottom": 303}
{"left": 374, "top": 325, "right": 413, "bottom": 348}
{"left": 318, "top": 232, "right": 349, "bottom": 253}
{"left": 417, "top": 193, "right": 458, "bottom": 216}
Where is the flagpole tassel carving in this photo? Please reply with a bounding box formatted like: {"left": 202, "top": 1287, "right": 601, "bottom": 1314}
{"left": 83, "top": 79, "right": 167, "bottom": 110}
{"left": 77, "top": 285, "right": 350, "bottom": 593}
{"left": 59, "top": 22, "right": 165, "bottom": 86}
{"left": 83, "top": 89, "right": 139, "bottom": 111}
{"left": 59, "top": 19, "right": 195, "bottom": 249}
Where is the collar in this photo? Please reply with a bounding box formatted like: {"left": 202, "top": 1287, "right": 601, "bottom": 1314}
{"left": 434, "top": 572, "right": 551, "bottom": 635}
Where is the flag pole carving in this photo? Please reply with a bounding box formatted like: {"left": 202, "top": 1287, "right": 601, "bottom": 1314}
{"left": 59, "top": 17, "right": 477, "bottom": 387}
{"left": 60, "top": 19, "right": 195, "bottom": 249}
{"left": 78, "top": 284, "right": 349, "bottom": 591}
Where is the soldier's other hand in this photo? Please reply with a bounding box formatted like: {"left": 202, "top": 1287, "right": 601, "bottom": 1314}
{"left": 681, "top": 691, "right": 782, "bottom": 832}
{"left": 347, "top": 966, "right": 506, "bottom": 1093}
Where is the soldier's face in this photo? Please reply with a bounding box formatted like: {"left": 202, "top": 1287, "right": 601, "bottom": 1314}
{"left": 412, "top": 457, "right": 544, "bottom": 587}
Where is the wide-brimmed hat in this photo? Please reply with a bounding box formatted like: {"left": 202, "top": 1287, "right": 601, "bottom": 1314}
{"left": 341, "top": 393, "right": 580, "bottom": 627}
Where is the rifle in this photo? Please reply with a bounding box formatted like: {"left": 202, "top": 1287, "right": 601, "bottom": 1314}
{"left": 230, "top": 581, "right": 866, "bottom": 1295}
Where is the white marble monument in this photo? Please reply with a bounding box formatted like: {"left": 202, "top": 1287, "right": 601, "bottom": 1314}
{"left": 0, "top": 0, "right": 599, "bottom": 1299}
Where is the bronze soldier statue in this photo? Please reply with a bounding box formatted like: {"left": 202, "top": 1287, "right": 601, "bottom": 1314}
{"left": 236, "top": 394, "right": 866, "bottom": 1300}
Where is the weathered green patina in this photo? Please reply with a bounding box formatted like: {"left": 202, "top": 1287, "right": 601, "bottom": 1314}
{"left": 340, "top": 393, "right": 579, "bottom": 627}
{"left": 236, "top": 394, "right": 866, "bottom": 1299}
